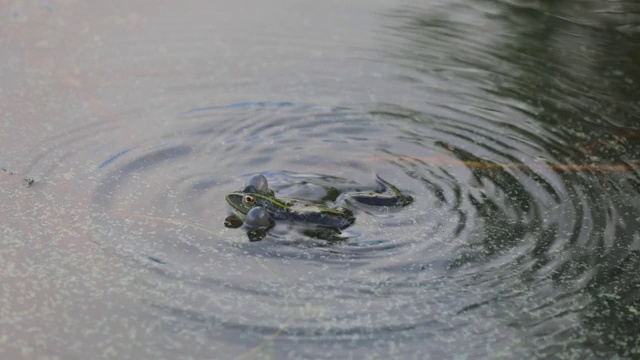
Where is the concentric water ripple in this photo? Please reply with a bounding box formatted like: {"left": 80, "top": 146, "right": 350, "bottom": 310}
{"left": 10, "top": 91, "right": 638, "bottom": 357}
{"left": 36, "top": 94, "right": 625, "bottom": 357}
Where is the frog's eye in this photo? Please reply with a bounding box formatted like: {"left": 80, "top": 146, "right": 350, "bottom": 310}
{"left": 242, "top": 195, "right": 256, "bottom": 206}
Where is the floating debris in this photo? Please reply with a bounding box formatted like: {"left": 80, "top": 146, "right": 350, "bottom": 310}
{"left": 23, "top": 177, "right": 36, "bottom": 187}
{"left": 2, "top": 167, "right": 17, "bottom": 175}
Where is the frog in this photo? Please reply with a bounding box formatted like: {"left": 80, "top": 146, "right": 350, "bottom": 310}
{"left": 224, "top": 173, "right": 413, "bottom": 240}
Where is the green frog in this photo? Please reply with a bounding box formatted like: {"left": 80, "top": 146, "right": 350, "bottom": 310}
{"left": 224, "top": 173, "right": 413, "bottom": 239}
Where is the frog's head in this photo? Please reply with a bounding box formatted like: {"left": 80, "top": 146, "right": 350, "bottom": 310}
{"left": 224, "top": 193, "right": 271, "bottom": 230}
{"left": 226, "top": 191, "right": 287, "bottom": 217}
{"left": 225, "top": 192, "right": 259, "bottom": 216}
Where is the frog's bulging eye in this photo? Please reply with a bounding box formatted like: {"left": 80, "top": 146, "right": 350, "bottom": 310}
{"left": 243, "top": 195, "right": 256, "bottom": 206}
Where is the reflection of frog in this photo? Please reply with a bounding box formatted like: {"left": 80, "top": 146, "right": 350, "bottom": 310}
{"left": 224, "top": 173, "right": 413, "bottom": 241}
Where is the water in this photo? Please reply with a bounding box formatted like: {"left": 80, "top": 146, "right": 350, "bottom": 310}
{"left": 2, "top": 0, "right": 640, "bottom": 358}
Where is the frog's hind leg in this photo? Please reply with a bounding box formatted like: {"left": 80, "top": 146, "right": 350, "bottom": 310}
{"left": 374, "top": 175, "right": 414, "bottom": 206}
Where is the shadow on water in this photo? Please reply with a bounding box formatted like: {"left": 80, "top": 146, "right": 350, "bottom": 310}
{"left": 381, "top": 0, "right": 640, "bottom": 356}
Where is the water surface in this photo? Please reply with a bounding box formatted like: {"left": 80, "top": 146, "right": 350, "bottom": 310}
{"left": 2, "top": 0, "right": 640, "bottom": 358}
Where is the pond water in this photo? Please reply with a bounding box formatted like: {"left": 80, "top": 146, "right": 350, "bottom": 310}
{"left": 2, "top": 0, "right": 640, "bottom": 358}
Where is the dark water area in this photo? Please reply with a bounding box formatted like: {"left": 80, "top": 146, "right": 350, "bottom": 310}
{"left": 2, "top": 0, "right": 640, "bottom": 358}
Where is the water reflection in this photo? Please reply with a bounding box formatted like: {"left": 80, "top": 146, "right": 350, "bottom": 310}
{"left": 381, "top": 0, "right": 640, "bottom": 356}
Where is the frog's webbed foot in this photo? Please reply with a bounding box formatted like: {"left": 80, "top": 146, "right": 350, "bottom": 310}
{"left": 345, "top": 175, "right": 414, "bottom": 207}
{"left": 375, "top": 175, "right": 414, "bottom": 206}
{"left": 247, "top": 229, "right": 268, "bottom": 242}
{"left": 224, "top": 215, "right": 244, "bottom": 228}
{"left": 346, "top": 193, "right": 409, "bottom": 207}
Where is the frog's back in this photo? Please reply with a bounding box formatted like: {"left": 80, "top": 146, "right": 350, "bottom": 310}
{"left": 276, "top": 199, "right": 355, "bottom": 229}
